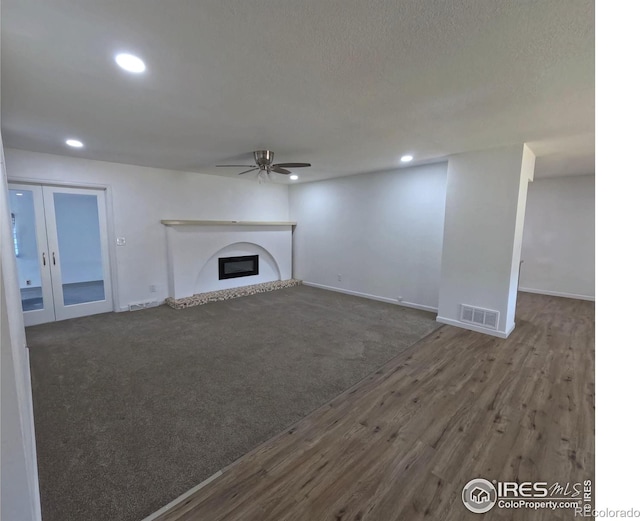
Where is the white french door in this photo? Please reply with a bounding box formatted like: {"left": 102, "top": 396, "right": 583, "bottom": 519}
{"left": 8, "top": 183, "right": 113, "bottom": 326}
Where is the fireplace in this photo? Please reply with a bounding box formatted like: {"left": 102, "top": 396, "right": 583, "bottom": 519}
{"left": 218, "top": 255, "right": 259, "bottom": 280}
{"left": 162, "top": 221, "right": 294, "bottom": 299}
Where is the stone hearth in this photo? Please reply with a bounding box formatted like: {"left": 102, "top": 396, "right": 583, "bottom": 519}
{"left": 165, "top": 279, "right": 302, "bottom": 309}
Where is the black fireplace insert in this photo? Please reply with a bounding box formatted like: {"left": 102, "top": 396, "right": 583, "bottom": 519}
{"left": 218, "top": 255, "right": 259, "bottom": 280}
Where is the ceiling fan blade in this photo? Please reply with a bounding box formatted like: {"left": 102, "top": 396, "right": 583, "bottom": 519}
{"left": 237, "top": 168, "right": 259, "bottom": 175}
{"left": 270, "top": 166, "right": 291, "bottom": 175}
{"left": 273, "top": 163, "right": 311, "bottom": 168}
{"left": 216, "top": 164, "right": 256, "bottom": 168}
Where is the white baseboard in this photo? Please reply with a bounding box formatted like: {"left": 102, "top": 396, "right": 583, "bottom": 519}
{"left": 518, "top": 287, "right": 595, "bottom": 302}
{"left": 435, "top": 316, "right": 516, "bottom": 339}
{"left": 301, "top": 281, "right": 438, "bottom": 313}
{"left": 118, "top": 300, "right": 162, "bottom": 312}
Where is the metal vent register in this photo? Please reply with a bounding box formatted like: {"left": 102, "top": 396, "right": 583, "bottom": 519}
{"left": 460, "top": 304, "right": 499, "bottom": 330}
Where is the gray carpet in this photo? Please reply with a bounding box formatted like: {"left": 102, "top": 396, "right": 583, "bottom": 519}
{"left": 27, "top": 285, "right": 441, "bottom": 521}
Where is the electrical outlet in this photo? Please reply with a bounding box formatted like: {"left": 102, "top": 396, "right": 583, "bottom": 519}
{"left": 397, "top": 296, "right": 403, "bottom": 302}
{"left": 116, "top": 237, "right": 126, "bottom": 246}
{"left": 149, "top": 284, "right": 157, "bottom": 293}
{"left": 337, "top": 274, "right": 342, "bottom": 282}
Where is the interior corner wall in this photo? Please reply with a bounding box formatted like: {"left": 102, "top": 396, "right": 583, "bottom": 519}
{"left": 4, "top": 149, "right": 290, "bottom": 311}
{"left": 437, "top": 144, "right": 531, "bottom": 337}
{"left": 1, "top": 275, "right": 40, "bottom": 521}
{"left": 519, "top": 175, "right": 595, "bottom": 300}
{"left": 505, "top": 144, "right": 535, "bottom": 327}
{"left": 1, "top": 137, "right": 42, "bottom": 521}
{"left": 289, "top": 162, "right": 448, "bottom": 311}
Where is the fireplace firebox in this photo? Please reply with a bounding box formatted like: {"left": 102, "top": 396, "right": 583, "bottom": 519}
{"left": 218, "top": 255, "right": 259, "bottom": 280}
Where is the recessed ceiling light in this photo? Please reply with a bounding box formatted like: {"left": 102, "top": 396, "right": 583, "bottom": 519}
{"left": 65, "top": 139, "right": 84, "bottom": 148}
{"left": 115, "top": 53, "right": 146, "bottom": 73}
{"left": 289, "top": 174, "right": 299, "bottom": 181}
{"left": 16, "top": 192, "right": 24, "bottom": 196}
{"left": 400, "top": 155, "right": 414, "bottom": 163}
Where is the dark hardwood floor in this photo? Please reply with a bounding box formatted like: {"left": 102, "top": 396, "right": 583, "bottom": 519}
{"left": 151, "top": 292, "right": 594, "bottom": 521}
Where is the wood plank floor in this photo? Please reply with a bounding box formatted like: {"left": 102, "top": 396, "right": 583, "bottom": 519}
{"left": 152, "top": 293, "right": 594, "bottom": 521}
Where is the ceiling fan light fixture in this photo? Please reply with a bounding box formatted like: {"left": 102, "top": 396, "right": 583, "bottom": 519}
{"left": 289, "top": 174, "right": 299, "bottom": 181}
{"left": 257, "top": 170, "right": 270, "bottom": 184}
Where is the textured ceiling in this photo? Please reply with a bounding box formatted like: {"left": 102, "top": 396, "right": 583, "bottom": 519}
{"left": 1, "top": 0, "right": 594, "bottom": 183}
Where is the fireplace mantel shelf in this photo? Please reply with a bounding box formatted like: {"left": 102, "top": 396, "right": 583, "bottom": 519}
{"left": 161, "top": 220, "right": 296, "bottom": 226}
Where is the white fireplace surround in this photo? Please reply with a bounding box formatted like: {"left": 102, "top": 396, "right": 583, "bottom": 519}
{"left": 163, "top": 221, "right": 294, "bottom": 299}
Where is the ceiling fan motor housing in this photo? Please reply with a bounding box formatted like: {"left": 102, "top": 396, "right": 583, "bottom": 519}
{"left": 254, "top": 150, "right": 274, "bottom": 167}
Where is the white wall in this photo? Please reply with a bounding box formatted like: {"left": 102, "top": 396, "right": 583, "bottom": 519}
{"left": 506, "top": 145, "right": 536, "bottom": 325}
{"left": 5, "top": 149, "right": 290, "bottom": 311}
{"left": 1, "top": 275, "right": 39, "bottom": 521}
{"left": 437, "top": 144, "right": 534, "bottom": 337}
{"left": 519, "top": 175, "right": 595, "bottom": 300}
{"left": 289, "top": 162, "right": 448, "bottom": 311}
{"left": 1, "top": 138, "right": 42, "bottom": 521}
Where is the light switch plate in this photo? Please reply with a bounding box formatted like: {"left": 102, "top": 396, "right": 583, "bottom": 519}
{"left": 116, "top": 237, "right": 126, "bottom": 246}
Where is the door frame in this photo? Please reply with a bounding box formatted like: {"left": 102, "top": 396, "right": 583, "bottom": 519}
{"left": 42, "top": 185, "right": 114, "bottom": 320}
{"left": 8, "top": 178, "right": 119, "bottom": 319}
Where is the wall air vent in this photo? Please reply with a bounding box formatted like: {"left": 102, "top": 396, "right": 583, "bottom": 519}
{"left": 460, "top": 304, "right": 499, "bottom": 330}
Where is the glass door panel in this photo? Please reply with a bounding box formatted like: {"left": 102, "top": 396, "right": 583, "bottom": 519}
{"left": 8, "top": 184, "right": 56, "bottom": 325}
{"left": 10, "top": 189, "right": 43, "bottom": 310}
{"left": 52, "top": 192, "right": 106, "bottom": 305}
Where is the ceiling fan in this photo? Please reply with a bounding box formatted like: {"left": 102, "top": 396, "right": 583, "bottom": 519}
{"left": 216, "top": 150, "right": 311, "bottom": 182}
